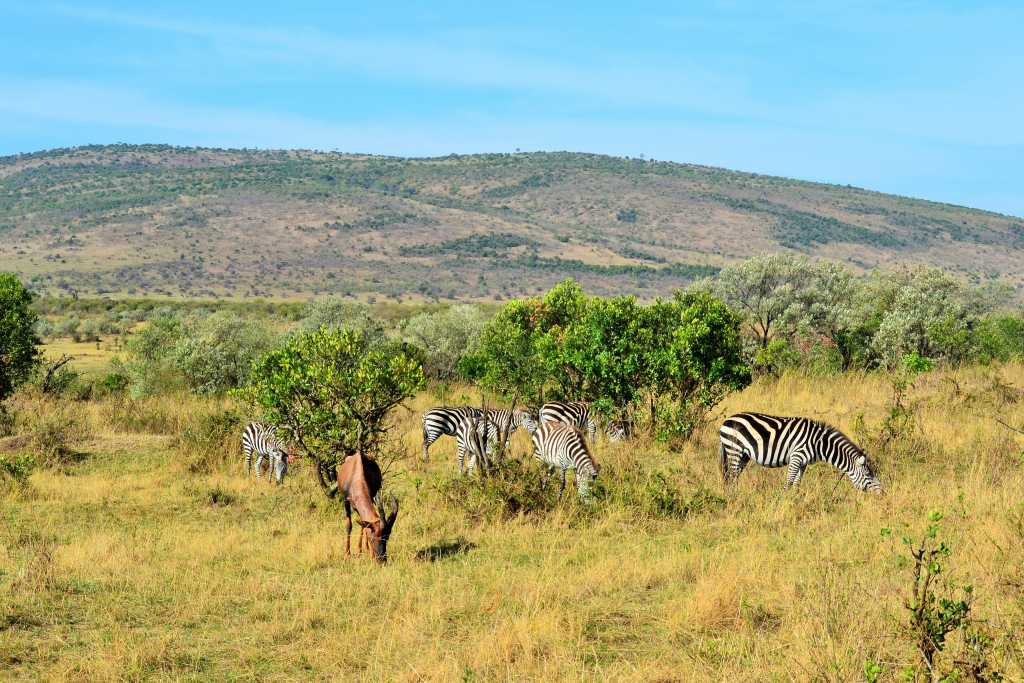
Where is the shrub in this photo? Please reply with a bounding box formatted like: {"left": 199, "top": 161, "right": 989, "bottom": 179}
{"left": 0, "top": 273, "right": 41, "bottom": 401}
{"left": 402, "top": 305, "right": 489, "bottom": 381}
{"left": 173, "top": 311, "right": 276, "bottom": 395}
{"left": 436, "top": 459, "right": 562, "bottom": 521}
{"left": 0, "top": 452, "right": 36, "bottom": 494}
{"left": 8, "top": 395, "right": 90, "bottom": 467}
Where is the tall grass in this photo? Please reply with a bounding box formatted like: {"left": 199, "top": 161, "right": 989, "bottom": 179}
{"left": 1, "top": 365, "right": 1023, "bottom": 680}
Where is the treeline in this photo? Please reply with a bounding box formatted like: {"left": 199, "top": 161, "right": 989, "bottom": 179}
{"left": 11, "top": 256, "right": 1024, "bottom": 427}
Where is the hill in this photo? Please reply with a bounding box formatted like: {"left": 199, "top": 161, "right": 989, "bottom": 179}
{"left": 3, "top": 144, "right": 1022, "bottom": 301}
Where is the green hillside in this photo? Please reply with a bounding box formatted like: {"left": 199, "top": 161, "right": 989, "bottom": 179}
{"left": 2, "top": 144, "right": 1021, "bottom": 300}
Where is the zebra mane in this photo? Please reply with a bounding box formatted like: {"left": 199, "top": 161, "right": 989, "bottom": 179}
{"left": 811, "top": 419, "right": 870, "bottom": 464}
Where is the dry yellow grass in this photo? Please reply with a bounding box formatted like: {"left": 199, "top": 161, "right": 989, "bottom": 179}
{"left": 40, "top": 338, "right": 120, "bottom": 377}
{"left": 3, "top": 366, "right": 1024, "bottom": 681}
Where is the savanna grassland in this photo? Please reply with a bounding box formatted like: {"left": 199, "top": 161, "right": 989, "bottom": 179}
{"left": 4, "top": 365, "right": 1024, "bottom": 681}
{"left": 3, "top": 145, "right": 1024, "bottom": 301}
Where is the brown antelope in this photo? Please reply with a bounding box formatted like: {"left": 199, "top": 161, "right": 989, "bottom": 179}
{"left": 336, "top": 452, "right": 399, "bottom": 562}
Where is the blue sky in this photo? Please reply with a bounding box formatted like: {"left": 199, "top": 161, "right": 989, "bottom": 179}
{"left": 1, "top": 1, "right": 1021, "bottom": 216}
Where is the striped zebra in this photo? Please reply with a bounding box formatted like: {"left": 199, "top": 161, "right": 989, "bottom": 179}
{"left": 454, "top": 409, "right": 538, "bottom": 473}
{"left": 528, "top": 421, "right": 600, "bottom": 500}
{"left": 718, "top": 412, "right": 882, "bottom": 493}
{"left": 421, "top": 407, "right": 483, "bottom": 461}
{"left": 242, "top": 422, "right": 290, "bottom": 484}
{"left": 539, "top": 401, "right": 597, "bottom": 443}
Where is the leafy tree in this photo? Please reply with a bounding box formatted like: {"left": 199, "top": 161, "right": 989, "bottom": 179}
{"left": 465, "top": 279, "right": 750, "bottom": 439}
{"left": 712, "top": 254, "right": 816, "bottom": 348}
{"left": 241, "top": 328, "right": 424, "bottom": 493}
{"left": 870, "top": 267, "right": 994, "bottom": 367}
{"left": 402, "top": 305, "right": 489, "bottom": 381}
{"left": 295, "top": 298, "right": 384, "bottom": 341}
{"left": 645, "top": 290, "right": 750, "bottom": 440}
{"left": 122, "top": 314, "right": 185, "bottom": 396}
{"left": 0, "top": 274, "right": 41, "bottom": 400}
{"left": 973, "top": 313, "right": 1024, "bottom": 363}
{"left": 173, "top": 311, "right": 277, "bottom": 395}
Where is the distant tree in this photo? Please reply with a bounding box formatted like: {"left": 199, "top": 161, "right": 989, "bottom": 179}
{"left": 173, "top": 311, "right": 277, "bottom": 395}
{"left": 295, "top": 298, "right": 384, "bottom": 341}
{"left": 617, "top": 208, "right": 639, "bottom": 223}
{"left": 402, "top": 305, "right": 490, "bottom": 382}
{"left": 0, "top": 274, "right": 41, "bottom": 400}
{"left": 712, "top": 254, "right": 816, "bottom": 348}
{"left": 870, "top": 267, "right": 995, "bottom": 367}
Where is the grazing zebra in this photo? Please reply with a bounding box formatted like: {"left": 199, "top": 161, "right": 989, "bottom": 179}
{"left": 242, "top": 422, "right": 290, "bottom": 484}
{"left": 539, "top": 401, "right": 597, "bottom": 443}
{"left": 454, "top": 410, "right": 537, "bottom": 472}
{"left": 528, "top": 421, "right": 600, "bottom": 500}
{"left": 421, "top": 407, "right": 483, "bottom": 461}
{"left": 718, "top": 412, "right": 882, "bottom": 493}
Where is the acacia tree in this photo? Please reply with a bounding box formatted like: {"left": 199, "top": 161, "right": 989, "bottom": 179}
{"left": 713, "top": 254, "right": 816, "bottom": 348}
{"left": 240, "top": 327, "right": 424, "bottom": 494}
{"left": 0, "top": 274, "right": 41, "bottom": 401}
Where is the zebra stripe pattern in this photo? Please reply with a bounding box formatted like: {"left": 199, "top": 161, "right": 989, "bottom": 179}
{"left": 454, "top": 410, "right": 537, "bottom": 472}
{"left": 529, "top": 421, "right": 600, "bottom": 500}
{"left": 718, "top": 412, "right": 882, "bottom": 493}
{"left": 539, "top": 401, "right": 597, "bottom": 443}
{"left": 421, "top": 407, "right": 483, "bottom": 461}
{"left": 242, "top": 422, "right": 289, "bottom": 484}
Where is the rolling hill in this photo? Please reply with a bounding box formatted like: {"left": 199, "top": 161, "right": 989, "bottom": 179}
{"left": 2, "top": 144, "right": 1022, "bottom": 301}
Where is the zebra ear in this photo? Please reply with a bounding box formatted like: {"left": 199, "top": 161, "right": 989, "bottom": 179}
{"left": 856, "top": 455, "right": 866, "bottom": 466}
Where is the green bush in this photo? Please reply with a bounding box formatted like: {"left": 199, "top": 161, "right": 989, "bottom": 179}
{"left": 0, "top": 452, "right": 36, "bottom": 492}
{"left": 0, "top": 273, "right": 41, "bottom": 401}
{"left": 436, "top": 459, "right": 563, "bottom": 521}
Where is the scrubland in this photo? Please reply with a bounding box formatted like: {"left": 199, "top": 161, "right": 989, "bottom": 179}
{"left": 3, "top": 365, "right": 1024, "bottom": 681}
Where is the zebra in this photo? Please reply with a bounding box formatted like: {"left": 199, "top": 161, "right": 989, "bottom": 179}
{"left": 242, "top": 422, "right": 290, "bottom": 484}
{"left": 718, "top": 412, "right": 882, "bottom": 493}
{"left": 421, "top": 407, "right": 483, "bottom": 461}
{"left": 528, "top": 421, "right": 600, "bottom": 500}
{"left": 454, "top": 409, "right": 538, "bottom": 473}
{"left": 539, "top": 401, "right": 597, "bottom": 443}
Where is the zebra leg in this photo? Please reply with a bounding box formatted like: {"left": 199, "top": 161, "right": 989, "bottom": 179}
{"left": 720, "top": 443, "right": 748, "bottom": 485}
{"left": 422, "top": 424, "right": 434, "bottom": 462}
{"left": 254, "top": 452, "right": 266, "bottom": 479}
{"left": 273, "top": 453, "right": 286, "bottom": 484}
{"left": 786, "top": 455, "right": 807, "bottom": 488}
{"left": 559, "top": 468, "right": 567, "bottom": 496}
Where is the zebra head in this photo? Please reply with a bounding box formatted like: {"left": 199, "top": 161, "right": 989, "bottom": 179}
{"left": 516, "top": 410, "right": 539, "bottom": 434}
{"left": 575, "top": 462, "right": 599, "bottom": 501}
{"left": 851, "top": 454, "right": 882, "bottom": 494}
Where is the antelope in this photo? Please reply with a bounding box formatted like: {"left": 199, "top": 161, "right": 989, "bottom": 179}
{"left": 336, "top": 452, "right": 400, "bottom": 562}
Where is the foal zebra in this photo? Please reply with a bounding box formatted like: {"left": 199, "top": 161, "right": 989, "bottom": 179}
{"left": 454, "top": 409, "right": 537, "bottom": 472}
{"left": 528, "top": 421, "right": 600, "bottom": 500}
{"left": 539, "top": 401, "right": 597, "bottom": 443}
{"left": 421, "top": 407, "right": 483, "bottom": 461}
{"left": 242, "top": 422, "right": 290, "bottom": 484}
{"left": 718, "top": 412, "right": 882, "bottom": 493}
